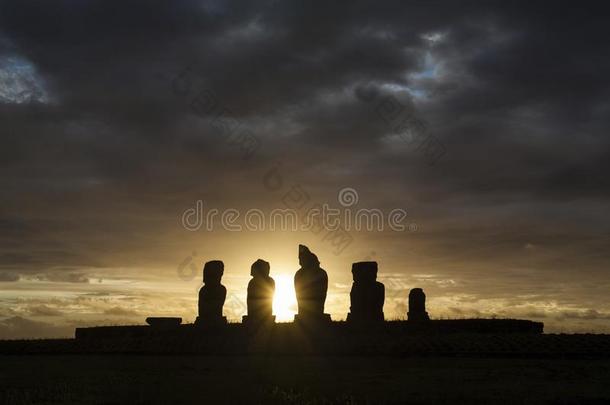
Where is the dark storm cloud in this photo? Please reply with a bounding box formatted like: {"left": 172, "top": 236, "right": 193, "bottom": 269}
{"left": 1, "top": 1, "right": 609, "bottom": 334}
{"left": 2, "top": 1, "right": 606, "bottom": 193}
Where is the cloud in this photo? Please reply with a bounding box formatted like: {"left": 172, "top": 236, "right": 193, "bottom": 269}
{"left": 0, "top": 272, "right": 19, "bottom": 282}
{"left": 558, "top": 309, "right": 610, "bottom": 321}
{"left": 103, "top": 306, "right": 140, "bottom": 317}
{"left": 36, "top": 272, "right": 90, "bottom": 284}
{"left": 0, "top": 316, "right": 73, "bottom": 340}
{"left": 27, "top": 305, "right": 62, "bottom": 317}
{"left": 0, "top": 55, "right": 50, "bottom": 104}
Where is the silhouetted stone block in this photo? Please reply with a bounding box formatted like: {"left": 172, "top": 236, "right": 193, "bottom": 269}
{"left": 242, "top": 315, "right": 276, "bottom": 327}
{"left": 195, "top": 316, "right": 227, "bottom": 327}
{"left": 407, "top": 288, "right": 430, "bottom": 321}
{"left": 293, "top": 313, "right": 332, "bottom": 326}
{"left": 196, "top": 260, "right": 227, "bottom": 327}
{"left": 347, "top": 261, "right": 384, "bottom": 323}
{"left": 245, "top": 259, "right": 275, "bottom": 324}
{"left": 294, "top": 245, "right": 329, "bottom": 319}
{"left": 145, "top": 317, "right": 182, "bottom": 328}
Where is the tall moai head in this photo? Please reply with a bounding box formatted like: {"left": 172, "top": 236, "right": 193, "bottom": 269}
{"left": 407, "top": 288, "right": 430, "bottom": 321}
{"left": 251, "top": 259, "right": 270, "bottom": 278}
{"left": 351, "top": 261, "right": 378, "bottom": 284}
{"left": 203, "top": 260, "right": 224, "bottom": 285}
{"left": 298, "top": 244, "right": 320, "bottom": 269}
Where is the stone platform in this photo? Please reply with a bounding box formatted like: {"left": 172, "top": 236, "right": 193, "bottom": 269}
{"left": 74, "top": 318, "right": 543, "bottom": 342}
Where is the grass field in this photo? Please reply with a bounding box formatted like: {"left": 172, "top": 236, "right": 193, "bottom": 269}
{"left": 1, "top": 355, "right": 610, "bottom": 404}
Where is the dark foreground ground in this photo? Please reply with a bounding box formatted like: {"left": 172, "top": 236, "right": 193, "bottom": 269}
{"left": 1, "top": 355, "right": 610, "bottom": 404}
{"left": 2, "top": 326, "right": 609, "bottom": 404}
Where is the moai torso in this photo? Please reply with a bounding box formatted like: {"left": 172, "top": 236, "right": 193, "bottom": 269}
{"left": 407, "top": 288, "right": 430, "bottom": 321}
{"left": 199, "top": 284, "right": 227, "bottom": 319}
{"left": 349, "top": 261, "right": 384, "bottom": 321}
{"left": 294, "top": 266, "right": 328, "bottom": 315}
{"left": 244, "top": 259, "right": 276, "bottom": 324}
{"left": 294, "top": 245, "right": 331, "bottom": 323}
{"left": 247, "top": 276, "right": 275, "bottom": 318}
{"left": 197, "top": 260, "right": 227, "bottom": 322}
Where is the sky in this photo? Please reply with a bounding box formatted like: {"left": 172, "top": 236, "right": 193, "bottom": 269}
{"left": 1, "top": 0, "right": 609, "bottom": 338}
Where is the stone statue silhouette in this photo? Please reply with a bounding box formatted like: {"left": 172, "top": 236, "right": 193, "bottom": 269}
{"left": 407, "top": 288, "right": 430, "bottom": 321}
{"left": 294, "top": 245, "right": 330, "bottom": 322}
{"left": 196, "top": 260, "right": 227, "bottom": 326}
{"left": 244, "top": 259, "right": 275, "bottom": 323}
{"left": 347, "top": 261, "right": 384, "bottom": 322}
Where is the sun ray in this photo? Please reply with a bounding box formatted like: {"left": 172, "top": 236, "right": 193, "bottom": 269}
{"left": 272, "top": 274, "right": 297, "bottom": 322}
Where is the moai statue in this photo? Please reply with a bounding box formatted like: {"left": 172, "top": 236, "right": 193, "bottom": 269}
{"left": 294, "top": 245, "right": 331, "bottom": 324}
{"left": 407, "top": 288, "right": 430, "bottom": 321}
{"left": 347, "top": 261, "right": 384, "bottom": 323}
{"left": 243, "top": 259, "right": 276, "bottom": 325}
{"left": 196, "top": 260, "right": 227, "bottom": 326}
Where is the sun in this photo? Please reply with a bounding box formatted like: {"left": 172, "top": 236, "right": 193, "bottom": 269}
{"left": 272, "top": 274, "right": 297, "bottom": 322}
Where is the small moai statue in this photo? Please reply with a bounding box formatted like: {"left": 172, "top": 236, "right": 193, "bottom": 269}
{"left": 347, "top": 261, "right": 384, "bottom": 323}
{"left": 196, "top": 260, "right": 227, "bottom": 326}
{"left": 407, "top": 288, "right": 430, "bottom": 321}
{"left": 294, "top": 244, "right": 331, "bottom": 324}
{"left": 243, "top": 259, "right": 276, "bottom": 325}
